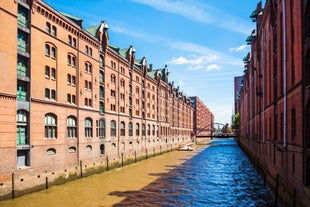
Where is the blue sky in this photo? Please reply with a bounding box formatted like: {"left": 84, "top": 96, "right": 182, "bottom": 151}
{"left": 44, "top": 0, "right": 262, "bottom": 124}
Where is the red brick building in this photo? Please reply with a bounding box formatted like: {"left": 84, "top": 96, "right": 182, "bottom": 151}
{"left": 238, "top": 0, "right": 310, "bottom": 206}
{"left": 190, "top": 96, "right": 214, "bottom": 137}
{"left": 0, "top": 0, "right": 194, "bottom": 199}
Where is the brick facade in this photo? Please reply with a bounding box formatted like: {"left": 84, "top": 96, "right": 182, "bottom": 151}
{"left": 238, "top": 0, "right": 310, "bottom": 206}
{"left": 0, "top": 0, "right": 200, "bottom": 199}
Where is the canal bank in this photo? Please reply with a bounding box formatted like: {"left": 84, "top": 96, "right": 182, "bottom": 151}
{"left": 0, "top": 142, "right": 184, "bottom": 201}
{"left": 0, "top": 140, "right": 212, "bottom": 207}
{"left": 237, "top": 137, "right": 310, "bottom": 207}
{"left": 0, "top": 138, "right": 275, "bottom": 207}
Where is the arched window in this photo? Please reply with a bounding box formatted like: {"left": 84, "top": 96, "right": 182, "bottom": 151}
{"left": 111, "top": 120, "right": 116, "bottom": 137}
{"left": 45, "top": 113, "right": 57, "bottom": 138}
{"left": 47, "top": 148, "right": 56, "bottom": 155}
{"left": 85, "top": 118, "right": 93, "bottom": 138}
{"left": 136, "top": 123, "right": 140, "bottom": 136}
{"left": 129, "top": 122, "right": 133, "bottom": 136}
{"left": 86, "top": 145, "right": 92, "bottom": 151}
{"left": 99, "top": 118, "right": 105, "bottom": 139}
{"left": 120, "top": 121, "right": 125, "bottom": 136}
{"left": 67, "top": 116, "right": 77, "bottom": 138}
{"left": 68, "top": 146, "right": 76, "bottom": 153}
{"left": 17, "top": 110, "right": 28, "bottom": 145}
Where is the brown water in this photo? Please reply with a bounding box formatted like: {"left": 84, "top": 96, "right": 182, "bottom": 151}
{"left": 0, "top": 146, "right": 201, "bottom": 207}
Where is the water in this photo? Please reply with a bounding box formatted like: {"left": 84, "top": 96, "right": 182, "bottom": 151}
{"left": 0, "top": 138, "right": 274, "bottom": 207}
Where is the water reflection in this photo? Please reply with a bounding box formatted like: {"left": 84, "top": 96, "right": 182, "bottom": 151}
{"left": 111, "top": 138, "right": 274, "bottom": 207}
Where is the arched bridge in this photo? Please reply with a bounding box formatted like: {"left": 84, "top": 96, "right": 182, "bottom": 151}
{"left": 192, "top": 122, "right": 237, "bottom": 139}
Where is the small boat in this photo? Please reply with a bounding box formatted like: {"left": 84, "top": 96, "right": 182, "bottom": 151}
{"left": 178, "top": 144, "right": 194, "bottom": 151}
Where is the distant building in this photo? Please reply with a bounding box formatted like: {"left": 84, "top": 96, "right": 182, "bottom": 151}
{"left": 234, "top": 76, "right": 243, "bottom": 114}
{"left": 190, "top": 97, "right": 214, "bottom": 137}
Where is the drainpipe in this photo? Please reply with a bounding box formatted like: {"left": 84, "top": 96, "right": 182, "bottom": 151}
{"left": 282, "top": 0, "right": 287, "bottom": 148}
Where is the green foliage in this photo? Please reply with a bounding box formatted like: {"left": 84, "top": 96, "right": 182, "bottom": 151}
{"left": 232, "top": 113, "right": 240, "bottom": 130}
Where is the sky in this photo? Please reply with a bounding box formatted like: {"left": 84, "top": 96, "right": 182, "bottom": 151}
{"left": 43, "top": 0, "right": 263, "bottom": 125}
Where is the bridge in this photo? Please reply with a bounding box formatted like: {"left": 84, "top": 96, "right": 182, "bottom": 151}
{"left": 192, "top": 122, "right": 237, "bottom": 139}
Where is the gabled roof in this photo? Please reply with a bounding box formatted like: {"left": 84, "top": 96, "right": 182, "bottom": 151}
{"left": 60, "top": 12, "right": 83, "bottom": 27}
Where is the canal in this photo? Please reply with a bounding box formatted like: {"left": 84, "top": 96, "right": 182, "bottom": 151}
{"left": 0, "top": 138, "right": 274, "bottom": 207}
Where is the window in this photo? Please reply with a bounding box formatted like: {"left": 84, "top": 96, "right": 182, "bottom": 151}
{"left": 47, "top": 148, "right": 56, "bottom": 155}
{"left": 85, "top": 62, "right": 92, "bottom": 73}
{"left": 17, "top": 56, "right": 28, "bottom": 77}
{"left": 85, "top": 98, "right": 92, "bottom": 107}
{"left": 18, "top": 32, "right": 28, "bottom": 52}
{"left": 120, "top": 79, "right": 125, "bottom": 88}
{"left": 72, "top": 76, "right": 76, "bottom": 85}
{"left": 120, "top": 106, "right": 125, "bottom": 113}
{"left": 72, "top": 38, "right": 76, "bottom": 47}
{"left": 100, "top": 144, "right": 105, "bottom": 155}
{"left": 120, "top": 93, "right": 125, "bottom": 101}
{"left": 100, "top": 56, "right": 104, "bottom": 68}
{"left": 68, "top": 147, "right": 76, "bottom": 153}
{"left": 45, "top": 114, "right": 57, "bottom": 138}
{"left": 67, "top": 74, "right": 71, "bottom": 85}
{"left": 86, "top": 145, "right": 92, "bottom": 151}
{"left": 111, "top": 90, "right": 116, "bottom": 98}
{"left": 136, "top": 123, "right": 140, "bottom": 136}
{"left": 111, "top": 74, "right": 116, "bottom": 84}
{"left": 111, "top": 120, "right": 116, "bottom": 137}
{"left": 85, "top": 45, "right": 89, "bottom": 54}
{"left": 89, "top": 48, "right": 92, "bottom": 56}
{"left": 67, "top": 94, "right": 71, "bottom": 103}
{"left": 46, "top": 22, "right": 51, "bottom": 33}
{"left": 147, "top": 124, "right": 151, "bottom": 136}
{"left": 51, "top": 68, "right": 56, "bottom": 79}
{"left": 99, "top": 71, "right": 104, "bottom": 83}
{"left": 68, "top": 35, "right": 72, "bottom": 45}
{"left": 99, "top": 118, "right": 105, "bottom": 138}
{"left": 17, "top": 110, "right": 28, "bottom": 145}
{"left": 85, "top": 118, "right": 93, "bottom": 138}
{"left": 142, "top": 124, "right": 146, "bottom": 136}
{"left": 85, "top": 80, "right": 92, "bottom": 90}
{"left": 52, "top": 26, "right": 57, "bottom": 36}
{"left": 51, "top": 90, "right": 56, "bottom": 100}
{"left": 67, "top": 54, "right": 76, "bottom": 67}
{"left": 120, "top": 121, "right": 125, "bottom": 136}
{"left": 152, "top": 125, "right": 155, "bottom": 136}
{"left": 45, "top": 88, "right": 50, "bottom": 99}
{"left": 129, "top": 122, "right": 133, "bottom": 136}
{"left": 100, "top": 86, "right": 104, "bottom": 99}
{"left": 45, "top": 44, "right": 50, "bottom": 56}
{"left": 67, "top": 116, "right": 77, "bottom": 138}
{"left": 16, "top": 81, "right": 28, "bottom": 101}
{"left": 51, "top": 47, "right": 56, "bottom": 58}
{"left": 100, "top": 102, "right": 104, "bottom": 113}
{"left": 110, "top": 104, "right": 116, "bottom": 111}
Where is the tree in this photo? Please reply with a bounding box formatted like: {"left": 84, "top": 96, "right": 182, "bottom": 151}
{"left": 232, "top": 113, "right": 240, "bottom": 134}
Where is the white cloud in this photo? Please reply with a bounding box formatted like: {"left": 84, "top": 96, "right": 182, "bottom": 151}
{"left": 131, "top": 0, "right": 253, "bottom": 35}
{"left": 206, "top": 64, "right": 221, "bottom": 71}
{"left": 229, "top": 45, "right": 249, "bottom": 52}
